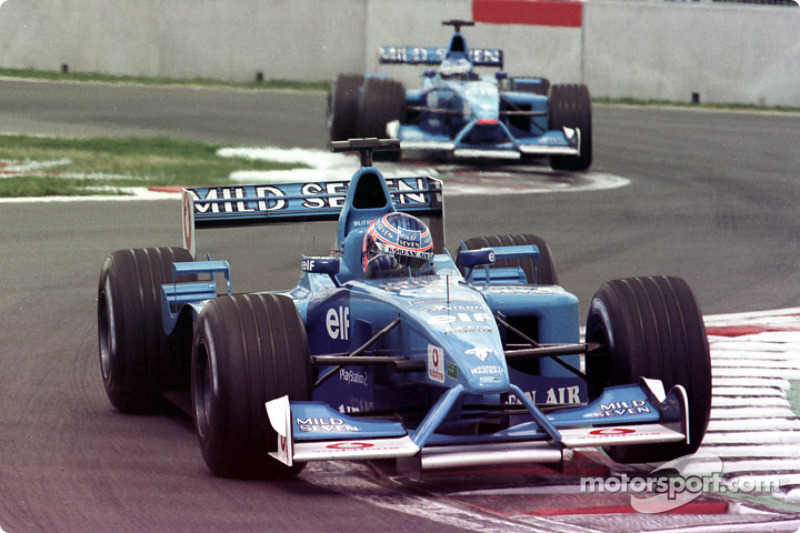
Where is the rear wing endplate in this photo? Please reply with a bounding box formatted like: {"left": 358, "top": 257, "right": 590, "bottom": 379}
{"left": 182, "top": 177, "right": 443, "bottom": 258}
{"left": 379, "top": 46, "right": 503, "bottom": 68}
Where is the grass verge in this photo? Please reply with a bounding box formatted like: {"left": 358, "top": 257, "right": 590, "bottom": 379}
{"left": 0, "top": 134, "right": 308, "bottom": 197}
{"left": 0, "top": 67, "right": 329, "bottom": 92}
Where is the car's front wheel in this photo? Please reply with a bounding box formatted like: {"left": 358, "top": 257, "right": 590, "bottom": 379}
{"left": 191, "top": 293, "right": 311, "bottom": 479}
{"left": 585, "top": 276, "right": 712, "bottom": 463}
{"left": 328, "top": 74, "right": 364, "bottom": 142}
{"left": 548, "top": 83, "right": 592, "bottom": 172}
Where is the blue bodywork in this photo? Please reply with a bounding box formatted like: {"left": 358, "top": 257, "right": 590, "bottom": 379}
{"left": 162, "top": 142, "right": 686, "bottom": 471}
{"left": 377, "top": 26, "right": 581, "bottom": 161}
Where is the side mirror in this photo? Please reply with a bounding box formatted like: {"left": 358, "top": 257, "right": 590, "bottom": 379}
{"left": 458, "top": 248, "right": 495, "bottom": 269}
{"left": 301, "top": 256, "right": 340, "bottom": 276}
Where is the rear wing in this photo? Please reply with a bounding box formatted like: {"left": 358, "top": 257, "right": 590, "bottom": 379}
{"left": 379, "top": 46, "right": 503, "bottom": 68}
{"left": 182, "top": 177, "right": 443, "bottom": 258}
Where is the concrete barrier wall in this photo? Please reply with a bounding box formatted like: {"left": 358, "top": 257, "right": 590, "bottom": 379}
{"left": 0, "top": 0, "right": 797, "bottom": 106}
{"left": 583, "top": 2, "right": 800, "bottom": 107}
{"left": 0, "top": 0, "right": 368, "bottom": 82}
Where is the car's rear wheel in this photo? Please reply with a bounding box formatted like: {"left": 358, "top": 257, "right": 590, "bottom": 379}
{"left": 548, "top": 83, "right": 592, "bottom": 172}
{"left": 585, "top": 276, "right": 712, "bottom": 463}
{"left": 191, "top": 293, "right": 311, "bottom": 479}
{"left": 98, "top": 247, "right": 194, "bottom": 414}
{"left": 328, "top": 74, "right": 363, "bottom": 142}
{"left": 456, "top": 233, "right": 558, "bottom": 285}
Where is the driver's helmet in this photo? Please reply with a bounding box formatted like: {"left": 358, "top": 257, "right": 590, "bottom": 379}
{"left": 439, "top": 57, "right": 472, "bottom": 80}
{"left": 362, "top": 212, "right": 434, "bottom": 278}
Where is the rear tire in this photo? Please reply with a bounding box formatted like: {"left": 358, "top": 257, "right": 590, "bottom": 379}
{"left": 548, "top": 83, "right": 592, "bottom": 172}
{"left": 191, "top": 293, "right": 311, "bottom": 479}
{"left": 585, "top": 276, "right": 711, "bottom": 463}
{"left": 456, "top": 234, "right": 558, "bottom": 285}
{"left": 98, "top": 247, "right": 194, "bottom": 414}
{"left": 328, "top": 74, "right": 363, "bottom": 142}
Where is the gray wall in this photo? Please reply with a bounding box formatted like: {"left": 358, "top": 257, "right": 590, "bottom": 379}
{"left": 0, "top": 0, "right": 797, "bottom": 106}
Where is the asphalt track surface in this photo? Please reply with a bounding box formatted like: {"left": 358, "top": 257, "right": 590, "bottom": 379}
{"left": 1, "top": 79, "right": 799, "bottom": 532}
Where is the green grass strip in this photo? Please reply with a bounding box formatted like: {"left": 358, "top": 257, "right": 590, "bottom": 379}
{"left": 0, "top": 67, "right": 328, "bottom": 92}
{"left": 0, "top": 134, "right": 308, "bottom": 197}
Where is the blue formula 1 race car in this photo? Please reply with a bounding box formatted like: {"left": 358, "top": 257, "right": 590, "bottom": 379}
{"left": 98, "top": 139, "right": 710, "bottom": 480}
{"left": 328, "top": 20, "right": 592, "bottom": 171}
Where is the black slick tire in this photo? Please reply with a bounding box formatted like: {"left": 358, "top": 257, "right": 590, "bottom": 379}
{"left": 191, "top": 293, "right": 311, "bottom": 479}
{"left": 585, "top": 276, "right": 712, "bottom": 464}
{"left": 456, "top": 233, "right": 558, "bottom": 285}
{"left": 328, "top": 74, "right": 364, "bottom": 142}
{"left": 548, "top": 83, "right": 592, "bottom": 172}
{"left": 98, "top": 247, "right": 194, "bottom": 414}
{"left": 356, "top": 77, "right": 405, "bottom": 140}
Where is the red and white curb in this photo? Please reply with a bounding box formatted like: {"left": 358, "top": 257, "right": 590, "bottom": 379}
{"left": 702, "top": 308, "right": 800, "bottom": 503}
{"left": 0, "top": 146, "right": 629, "bottom": 202}
{"left": 302, "top": 309, "right": 800, "bottom": 532}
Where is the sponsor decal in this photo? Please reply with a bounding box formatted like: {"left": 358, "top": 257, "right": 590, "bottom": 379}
{"left": 444, "top": 325, "right": 493, "bottom": 335}
{"left": 428, "top": 344, "right": 445, "bottom": 383}
{"left": 590, "top": 427, "right": 636, "bottom": 435}
{"left": 298, "top": 182, "right": 347, "bottom": 209}
{"left": 338, "top": 369, "right": 368, "bottom": 387}
{"left": 470, "top": 365, "right": 503, "bottom": 375}
{"left": 570, "top": 428, "right": 663, "bottom": 441}
{"left": 189, "top": 178, "right": 439, "bottom": 216}
{"left": 381, "top": 278, "right": 437, "bottom": 293}
{"left": 379, "top": 46, "right": 502, "bottom": 67}
{"left": 326, "top": 442, "right": 373, "bottom": 450}
{"left": 590, "top": 400, "right": 651, "bottom": 418}
{"left": 192, "top": 185, "right": 287, "bottom": 214}
{"left": 419, "top": 304, "right": 484, "bottom": 313}
{"left": 296, "top": 417, "right": 360, "bottom": 433}
{"left": 326, "top": 306, "right": 350, "bottom": 341}
{"left": 427, "top": 312, "right": 493, "bottom": 326}
{"left": 465, "top": 346, "right": 493, "bottom": 361}
{"left": 446, "top": 361, "right": 458, "bottom": 380}
{"left": 511, "top": 385, "right": 583, "bottom": 405}
{"left": 182, "top": 191, "right": 193, "bottom": 252}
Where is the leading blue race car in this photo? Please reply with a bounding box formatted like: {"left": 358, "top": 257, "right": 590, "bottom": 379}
{"left": 328, "top": 20, "right": 592, "bottom": 171}
{"left": 98, "top": 139, "right": 710, "bottom": 480}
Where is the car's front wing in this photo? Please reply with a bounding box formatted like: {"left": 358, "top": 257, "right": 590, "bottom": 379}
{"left": 266, "top": 377, "right": 688, "bottom": 470}
{"left": 392, "top": 120, "right": 581, "bottom": 160}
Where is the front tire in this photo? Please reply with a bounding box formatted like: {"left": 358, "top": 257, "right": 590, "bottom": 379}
{"left": 357, "top": 77, "right": 405, "bottom": 140}
{"left": 548, "top": 83, "right": 592, "bottom": 172}
{"left": 191, "top": 293, "right": 311, "bottom": 479}
{"left": 328, "top": 74, "right": 364, "bottom": 142}
{"left": 98, "top": 247, "right": 194, "bottom": 414}
{"left": 585, "top": 276, "right": 711, "bottom": 463}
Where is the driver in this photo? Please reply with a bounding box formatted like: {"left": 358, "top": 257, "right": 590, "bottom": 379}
{"left": 362, "top": 212, "right": 434, "bottom": 278}
{"left": 439, "top": 57, "right": 474, "bottom": 80}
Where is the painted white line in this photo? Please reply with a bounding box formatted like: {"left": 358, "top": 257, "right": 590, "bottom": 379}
{"left": 711, "top": 396, "right": 790, "bottom": 408}
{"left": 712, "top": 367, "right": 800, "bottom": 380}
{"left": 220, "top": 146, "right": 631, "bottom": 196}
{"left": 709, "top": 406, "right": 796, "bottom": 420}
{"left": 700, "top": 445, "right": 800, "bottom": 458}
{"left": 713, "top": 387, "right": 786, "bottom": 398}
{"left": 703, "top": 418, "right": 800, "bottom": 434}
{"left": 712, "top": 377, "right": 790, "bottom": 390}
{"left": 704, "top": 308, "right": 800, "bottom": 323}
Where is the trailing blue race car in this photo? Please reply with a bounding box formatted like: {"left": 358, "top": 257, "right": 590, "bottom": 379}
{"left": 329, "top": 20, "right": 592, "bottom": 171}
{"left": 98, "top": 139, "right": 709, "bottom": 480}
